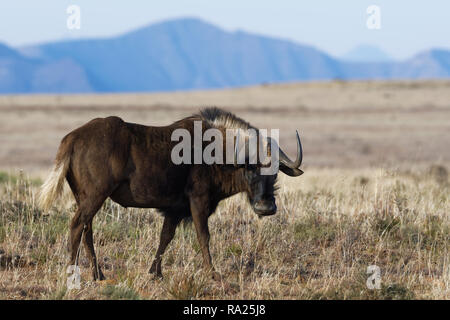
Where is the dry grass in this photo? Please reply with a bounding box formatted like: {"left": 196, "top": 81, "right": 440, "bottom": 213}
{"left": 0, "top": 80, "right": 449, "bottom": 299}
{"left": 0, "top": 167, "right": 448, "bottom": 300}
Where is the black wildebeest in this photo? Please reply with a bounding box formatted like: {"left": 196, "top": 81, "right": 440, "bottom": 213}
{"left": 38, "top": 107, "right": 303, "bottom": 280}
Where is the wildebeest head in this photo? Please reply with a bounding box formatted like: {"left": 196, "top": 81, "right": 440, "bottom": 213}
{"left": 235, "top": 129, "right": 304, "bottom": 217}
{"left": 199, "top": 107, "right": 304, "bottom": 217}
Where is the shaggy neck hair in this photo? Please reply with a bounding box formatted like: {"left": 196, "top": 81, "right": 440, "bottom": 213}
{"left": 195, "top": 107, "right": 273, "bottom": 197}
{"left": 198, "top": 107, "right": 254, "bottom": 131}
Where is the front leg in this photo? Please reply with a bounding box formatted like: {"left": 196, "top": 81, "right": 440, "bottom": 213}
{"left": 149, "top": 215, "right": 181, "bottom": 278}
{"left": 189, "top": 196, "right": 220, "bottom": 280}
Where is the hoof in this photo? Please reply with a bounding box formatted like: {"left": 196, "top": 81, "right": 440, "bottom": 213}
{"left": 93, "top": 268, "right": 106, "bottom": 281}
{"left": 97, "top": 274, "right": 106, "bottom": 281}
{"left": 149, "top": 266, "right": 163, "bottom": 279}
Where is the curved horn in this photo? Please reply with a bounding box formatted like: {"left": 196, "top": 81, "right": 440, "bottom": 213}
{"left": 279, "top": 130, "right": 303, "bottom": 169}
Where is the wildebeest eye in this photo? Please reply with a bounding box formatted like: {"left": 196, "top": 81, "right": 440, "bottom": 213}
{"left": 244, "top": 166, "right": 258, "bottom": 181}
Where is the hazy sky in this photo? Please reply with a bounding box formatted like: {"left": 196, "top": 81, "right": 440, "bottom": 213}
{"left": 0, "top": 1, "right": 449, "bottom": 59}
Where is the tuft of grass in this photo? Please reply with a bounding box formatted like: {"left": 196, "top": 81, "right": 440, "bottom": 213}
{"left": 293, "top": 215, "right": 337, "bottom": 244}
{"left": 101, "top": 284, "right": 141, "bottom": 300}
{"left": 225, "top": 243, "right": 243, "bottom": 258}
{"left": 0, "top": 171, "right": 17, "bottom": 184}
{"left": 0, "top": 225, "right": 5, "bottom": 242}
{"left": 428, "top": 164, "right": 448, "bottom": 185}
{"left": 374, "top": 216, "right": 401, "bottom": 236}
{"left": 379, "top": 284, "right": 415, "bottom": 300}
{"left": 354, "top": 176, "right": 370, "bottom": 186}
{"left": 47, "top": 287, "right": 67, "bottom": 300}
{"left": 165, "top": 273, "right": 206, "bottom": 300}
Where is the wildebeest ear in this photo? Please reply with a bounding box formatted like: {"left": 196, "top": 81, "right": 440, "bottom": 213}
{"left": 279, "top": 166, "right": 304, "bottom": 177}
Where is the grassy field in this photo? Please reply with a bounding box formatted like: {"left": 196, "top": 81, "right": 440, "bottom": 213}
{"left": 0, "top": 167, "right": 448, "bottom": 299}
{"left": 0, "top": 80, "right": 449, "bottom": 299}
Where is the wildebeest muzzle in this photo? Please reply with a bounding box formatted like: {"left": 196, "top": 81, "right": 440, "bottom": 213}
{"left": 253, "top": 199, "right": 277, "bottom": 216}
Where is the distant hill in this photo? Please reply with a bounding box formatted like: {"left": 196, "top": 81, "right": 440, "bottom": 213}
{"left": 1, "top": 18, "right": 449, "bottom": 93}
{"left": 0, "top": 43, "right": 34, "bottom": 93}
{"left": 0, "top": 43, "right": 92, "bottom": 93}
{"left": 340, "top": 45, "right": 394, "bottom": 62}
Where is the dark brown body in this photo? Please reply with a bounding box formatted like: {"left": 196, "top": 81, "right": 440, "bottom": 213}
{"left": 39, "top": 108, "right": 303, "bottom": 280}
{"left": 41, "top": 113, "right": 250, "bottom": 279}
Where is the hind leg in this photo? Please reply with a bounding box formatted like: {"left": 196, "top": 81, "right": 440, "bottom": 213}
{"left": 68, "top": 196, "right": 107, "bottom": 281}
{"left": 83, "top": 220, "right": 105, "bottom": 280}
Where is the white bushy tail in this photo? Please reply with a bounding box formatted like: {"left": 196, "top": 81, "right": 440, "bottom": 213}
{"left": 38, "top": 155, "right": 70, "bottom": 211}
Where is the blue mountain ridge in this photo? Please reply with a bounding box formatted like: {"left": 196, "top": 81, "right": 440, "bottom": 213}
{"left": 340, "top": 45, "right": 394, "bottom": 63}
{"left": 1, "top": 17, "right": 449, "bottom": 93}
